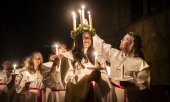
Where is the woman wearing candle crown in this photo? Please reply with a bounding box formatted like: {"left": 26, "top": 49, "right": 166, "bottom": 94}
{"left": 50, "top": 26, "right": 110, "bottom": 102}
{"left": 93, "top": 32, "right": 150, "bottom": 102}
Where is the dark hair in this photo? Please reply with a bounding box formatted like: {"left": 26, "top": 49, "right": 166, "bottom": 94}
{"left": 127, "top": 32, "right": 144, "bottom": 59}
{"left": 21, "top": 56, "right": 30, "bottom": 67}
{"left": 72, "top": 31, "right": 95, "bottom": 66}
{"left": 0, "top": 60, "right": 11, "bottom": 70}
{"left": 28, "top": 51, "right": 43, "bottom": 74}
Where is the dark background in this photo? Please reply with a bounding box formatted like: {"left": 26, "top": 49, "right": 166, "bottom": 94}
{"left": 0, "top": 0, "right": 118, "bottom": 63}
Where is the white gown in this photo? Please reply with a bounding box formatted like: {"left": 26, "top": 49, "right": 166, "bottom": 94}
{"left": 43, "top": 61, "right": 66, "bottom": 102}
{"left": 60, "top": 51, "right": 110, "bottom": 102}
{"left": 93, "top": 34, "right": 150, "bottom": 102}
{"left": 19, "top": 69, "right": 45, "bottom": 102}
{"left": 0, "top": 69, "right": 11, "bottom": 102}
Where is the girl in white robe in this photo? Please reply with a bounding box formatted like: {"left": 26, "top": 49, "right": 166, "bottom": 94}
{"left": 93, "top": 32, "right": 150, "bottom": 102}
{"left": 19, "top": 52, "right": 45, "bottom": 102}
{"left": 0, "top": 61, "right": 12, "bottom": 102}
{"left": 57, "top": 31, "right": 110, "bottom": 102}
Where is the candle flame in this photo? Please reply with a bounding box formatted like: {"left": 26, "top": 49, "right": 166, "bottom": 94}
{"left": 94, "top": 51, "right": 98, "bottom": 57}
{"left": 13, "top": 64, "right": 17, "bottom": 69}
{"left": 87, "top": 11, "right": 90, "bottom": 14}
{"left": 78, "top": 9, "right": 81, "bottom": 13}
{"left": 81, "top": 5, "right": 85, "bottom": 9}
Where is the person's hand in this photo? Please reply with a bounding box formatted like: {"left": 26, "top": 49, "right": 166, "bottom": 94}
{"left": 25, "top": 82, "right": 31, "bottom": 90}
{"left": 89, "top": 69, "right": 101, "bottom": 82}
{"left": 53, "top": 56, "right": 60, "bottom": 66}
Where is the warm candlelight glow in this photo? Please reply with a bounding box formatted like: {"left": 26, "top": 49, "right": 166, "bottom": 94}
{"left": 55, "top": 43, "right": 59, "bottom": 55}
{"left": 13, "top": 64, "right": 17, "bottom": 74}
{"left": 81, "top": 5, "right": 85, "bottom": 25}
{"left": 13, "top": 64, "right": 16, "bottom": 70}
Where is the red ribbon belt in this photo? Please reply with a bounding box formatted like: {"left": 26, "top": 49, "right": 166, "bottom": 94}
{"left": 110, "top": 81, "right": 125, "bottom": 89}
{"left": 51, "top": 89, "right": 65, "bottom": 91}
{"left": 29, "top": 88, "right": 44, "bottom": 102}
{"left": 109, "top": 79, "right": 126, "bottom": 102}
{"left": 0, "top": 83, "right": 7, "bottom": 85}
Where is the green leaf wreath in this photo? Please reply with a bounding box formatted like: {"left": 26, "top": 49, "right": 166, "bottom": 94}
{"left": 70, "top": 24, "right": 96, "bottom": 39}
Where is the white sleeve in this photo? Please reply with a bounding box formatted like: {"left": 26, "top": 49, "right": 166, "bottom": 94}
{"left": 93, "top": 34, "right": 112, "bottom": 61}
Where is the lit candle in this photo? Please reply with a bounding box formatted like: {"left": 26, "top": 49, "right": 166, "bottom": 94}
{"left": 120, "top": 65, "right": 124, "bottom": 79}
{"left": 106, "top": 65, "right": 111, "bottom": 77}
{"left": 55, "top": 44, "right": 59, "bottom": 55}
{"left": 81, "top": 5, "right": 85, "bottom": 25}
{"left": 94, "top": 51, "right": 98, "bottom": 67}
{"left": 78, "top": 10, "right": 82, "bottom": 26}
{"left": 87, "top": 11, "right": 93, "bottom": 29}
{"left": 72, "top": 12, "right": 76, "bottom": 31}
{"left": 26, "top": 71, "right": 29, "bottom": 81}
{"left": 13, "top": 64, "right": 16, "bottom": 74}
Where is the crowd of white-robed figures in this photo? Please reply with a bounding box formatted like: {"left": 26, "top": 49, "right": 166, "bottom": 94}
{"left": 0, "top": 32, "right": 150, "bottom": 102}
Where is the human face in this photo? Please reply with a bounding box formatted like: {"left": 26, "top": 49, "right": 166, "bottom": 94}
{"left": 32, "top": 53, "right": 42, "bottom": 69}
{"left": 119, "top": 34, "right": 132, "bottom": 53}
{"left": 58, "top": 45, "right": 67, "bottom": 54}
{"left": 24, "top": 57, "right": 30, "bottom": 68}
{"left": 2, "top": 62, "right": 10, "bottom": 70}
{"left": 82, "top": 32, "right": 92, "bottom": 49}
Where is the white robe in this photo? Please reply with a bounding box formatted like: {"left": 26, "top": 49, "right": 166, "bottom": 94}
{"left": 43, "top": 61, "right": 66, "bottom": 102}
{"left": 93, "top": 34, "right": 150, "bottom": 102}
{"left": 60, "top": 51, "right": 110, "bottom": 102}
{"left": 19, "top": 70, "right": 45, "bottom": 102}
{"left": 0, "top": 70, "right": 11, "bottom": 102}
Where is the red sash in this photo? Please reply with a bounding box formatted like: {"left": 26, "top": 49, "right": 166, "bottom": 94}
{"left": 29, "top": 88, "right": 44, "bottom": 102}
{"left": 0, "top": 83, "right": 7, "bottom": 85}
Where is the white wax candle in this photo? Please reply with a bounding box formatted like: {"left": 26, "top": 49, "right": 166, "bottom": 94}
{"left": 13, "top": 64, "right": 16, "bottom": 74}
{"left": 87, "top": 11, "right": 93, "bottom": 29}
{"left": 26, "top": 71, "right": 29, "bottom": 81}
{"left": 78, "top": 10, "right": 82, "bottom": 26}
{"left": 106, "top": 65, "right": 111, "bottom": 77}
{"left": 55, "top": 44, "right": 59, "bottom": 55}
{"left": 72, "top": 12, "right": 76, "bottom": 31}
{"left": 120, "top": 65, "right": 124, "bottom": 79}
{"left": 94, "top": 52, "right": 98, "bottom": 67}
{"left": 81, "top": 5, "right": 85, "bottom": 25}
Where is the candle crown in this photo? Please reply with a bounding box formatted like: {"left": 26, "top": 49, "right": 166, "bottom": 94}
{"left": 70, "top": 6, "right": 96, "bottom": 39}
